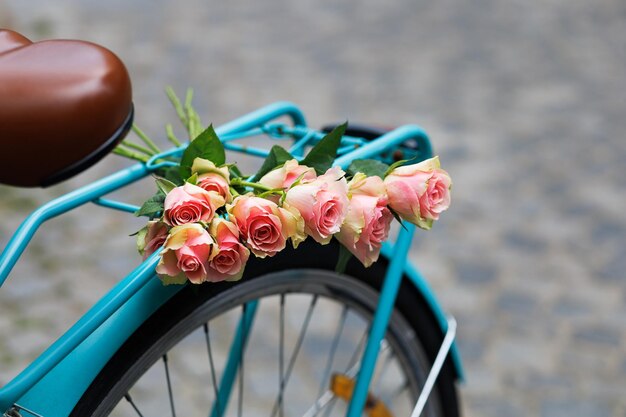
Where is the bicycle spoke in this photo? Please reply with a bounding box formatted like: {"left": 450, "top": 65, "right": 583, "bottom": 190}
{"left": 321, "top": 326, "right": 370, "bottom": 417}
{"left": 346, "top": 326, "right": 370, "bottom": 372}
{"left": 309, "top": 323, "right": 393, "bottom": 417}
{"left": 271, "top": 294, "right": 319, "bottom": 417}
{"left": 279, "top": 294, "right": 286, "bottom": 417}
{"left": 302, "top": 306, "right": 349, "bottom": 417}
{"left": 204, "top": 323, "right": 222, "bottom": 416}
{"left": 162, "top": 354, "right": 177, "bottom": 417}
{"left": 302, "top": 390, "right": 335, "bottom": 417}
{"left": 124, "top": 393, "right": 145, "bottom": 417}
{"left": 95, "top": 272, "right": 433, "bottom": 417}
{"left": 373, "top": 341, "right": 394, "bottom": 393}
{"left": 238, "top": 304, "right": 247, "bottom": 417}
{"left": 318, "top": 306, "right": 348, "bottom": 397}
{"left": 320, "top": 390, "right": 338, "bottom": 417}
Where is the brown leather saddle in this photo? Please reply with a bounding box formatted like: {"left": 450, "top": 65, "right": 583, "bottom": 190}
{"left": 0, "top": 29, "right": 133, "bottom": 187}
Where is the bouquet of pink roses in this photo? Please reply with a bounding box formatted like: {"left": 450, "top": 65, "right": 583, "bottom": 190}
{"left": 121, "top": 90, "right": 452, "bottom": 286}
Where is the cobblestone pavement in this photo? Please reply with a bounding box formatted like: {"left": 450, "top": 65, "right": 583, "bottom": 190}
{"left": 1, "top": 0, "right": 625, "bottom": 416}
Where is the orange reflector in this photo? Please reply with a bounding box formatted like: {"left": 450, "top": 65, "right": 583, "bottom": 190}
{"left": 330, "top": 373, "right": 393, "bottom": 417}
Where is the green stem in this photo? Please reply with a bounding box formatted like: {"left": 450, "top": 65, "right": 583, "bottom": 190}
{"left": 184, "top": 89, "right": 195, "bottom": 138}
{"left": 185, "top": 89, "right": 205, "bottom": 139}
{"left": 112, "top": 146, "right": 150, "bottom": 163}
{"left": 132, "top": 124, "right": 162, "bottom": 153}
{"left": 191, "top": 110, "right": 203, "bottom": 139}
{"left": 120, "top": 140, "right": 155, "bottom": 156}
{"left": 165, "top": 123, "right": 183, "bottom": 147}
{"left": 165, "top": 86, "right": 188, "bottom": 130}
{"left": 230, "top": 179, "right": 275, "bottom": 192}
{"left": 259, "top": 189, "right": 285, "bottom": 199}
{"left": 184, "top": 88, "right": 194, "bottom": 107}
{"left": 229, "top": 186, "right": 241, "bottom": 198}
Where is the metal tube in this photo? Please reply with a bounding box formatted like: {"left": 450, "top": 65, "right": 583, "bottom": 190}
{"left": 289, "top": 130, "right": 316, "bottom": 157}
{"left": 0, "top": 163, "right": 150, "bottom": 286}
{"left": 215, "top": 102, "right": 307, "bottom": 135}
{"left": 0, "top": 252, "right": 161, "bottom": 411}
{"left": 334, "top": 125, "right": 432, "bottom": 169}
{"left": 223, "top": 142, "right": 271, "bottom": 158}
{"left": 345, "top": 223, "right": 416, "bottom": 417}
{"left": 282, "top": 126, "right": 364, "bottom": 147}
{"left": 92, "top": 198, "right": 141, "bottom": 214}
{"left": 410, "top": 316, "right": 457, "bottom": 417}
{"left": 220, "top": 127, "right": 266, "bottom": 142}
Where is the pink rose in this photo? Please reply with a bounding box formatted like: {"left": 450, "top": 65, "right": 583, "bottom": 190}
{"left": 227, "top": 195, "right": 305, "bottom": 258}
{"left": 258, "top": 159, "right": 317, "bottom": 189}
{"left": 192, "top": 158, "right": 233, "bottom": 203}
{"left": 197, "top": 173, "right": 232, "bottom": 203}
{"left": 418, "top": 169, "right": 452, "bottom": 220}
{"left": 206, "top": 218, "right": 250, "bottom": 282}
{"left": 347, "top": 172, "right": 389, "bottom": 203}
{"left": 337, "top": 174, "right": 393, "bottom": 267}
{"left": 163, "top": 183, "right": 225, "bottom": 226}
{"left": 137, "top": 221, "right": 169, "bottom": 260}
{"left": 155, "top": 223, "right": 217, "bottom": 285}
{"left": 384, "top": 156, "right": 451, "bottom": 230}
{"left": 285, "top": 166, "right": 349, "bottom": 244}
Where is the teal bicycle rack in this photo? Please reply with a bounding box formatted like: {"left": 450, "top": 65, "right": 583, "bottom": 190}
{"left": 0, "top": 102, "right": 462, "bottom": 417}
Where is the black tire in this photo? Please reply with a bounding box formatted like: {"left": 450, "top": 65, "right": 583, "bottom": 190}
{"left": 72, "top": 240, "right": 459, "bottom": 417}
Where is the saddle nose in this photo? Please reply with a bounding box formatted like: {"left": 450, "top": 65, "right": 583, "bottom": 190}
{"left": 0, "top": 29, "right": 133, "bottom": 187}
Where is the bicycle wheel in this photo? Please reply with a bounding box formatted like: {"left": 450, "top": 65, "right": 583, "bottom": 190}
{"left": 72, "top": 240, "right": 458, "bottom": 417}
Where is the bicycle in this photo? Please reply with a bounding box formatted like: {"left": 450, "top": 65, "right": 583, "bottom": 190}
{"left": 0, "top": 29, "right": 462, "bottom": 417}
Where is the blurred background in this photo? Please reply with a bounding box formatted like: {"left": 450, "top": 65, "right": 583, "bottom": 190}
{"left": 0, "top": 0, "right": 624, "bottom": 416}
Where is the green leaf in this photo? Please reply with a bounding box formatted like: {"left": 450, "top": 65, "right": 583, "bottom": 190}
{"left": 135, "top": 225, "right": 149, "bottom": 254}
{"left": 388, "top": 207, "right": 408, "bottom": 231}
{"left": 179, "top": 125, "right": 226, "bottom": 179}
{"left": 384, "top": 157, "right": 416, "bottom": 177}
{"left": 347, "top": 159, "right": 390, "bottom": 179}
{"left": 415, "top": 217, "right": 434, "bottom": 231}
{"left": 301, "top": 122, "right": 347, "bottom": 175}
{"left": 230, "top": 185, "right": 246, "bottom": 196}
{"left": 335, "top": 242, "right": 353, "bottom": 274}
{"left": 287, "top": 171, "right": 308, "bottom": 189}
{"left": 159, "top": 273, "right": 188, "bottom": 286}
{"left": 252, "top": 145, "right": 294, "bottom": 181}
{"left": 186, "top": 173, "right": 198, "bottom": 185}
{"left": 134, "top": 191, "right": 166, "bottom": 218}
{"left": 229, "top": 164, "right": 244, "bottom": 179}
{"left": 155, "top": 177, "right": 178, "bottom": 195}
{"left": 158, "top": 166, "right": 184, "bottom": 185}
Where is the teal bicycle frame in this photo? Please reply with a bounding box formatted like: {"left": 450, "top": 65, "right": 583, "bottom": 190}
{"left": 0, "top": 102, "right": 462, "bottom": 417}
